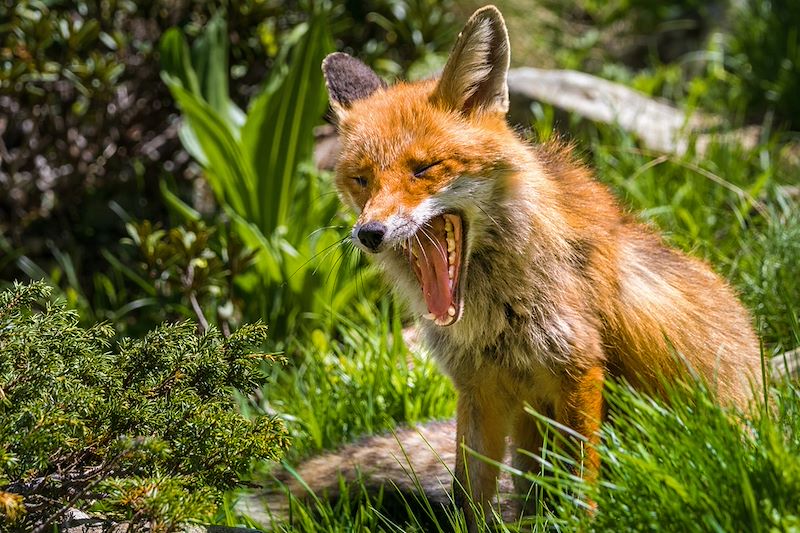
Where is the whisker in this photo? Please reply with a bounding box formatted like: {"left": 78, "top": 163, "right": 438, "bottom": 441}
{"left": 420, "top": 226, "right": 447, "bottom": 263}
{"left": 324, "top": 243, "right": 349, "bottom": 286}
{"left": 311, "top": 237, "right": 351, "bottom": 277}
{"left": 476, "top": 204, "right": 502, "bottom": 229}
{"left": 306, "top": 225, "right": 349, "bottom": 239}
{"left": 414, "top": 232, "right": 430, "bottom": 265}
{"left": 287, "top": 235, "right": 349, "bottom": 282}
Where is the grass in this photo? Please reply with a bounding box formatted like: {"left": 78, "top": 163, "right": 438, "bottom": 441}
{"left": 261, "top": 299, "right": 457, "bottom": 460}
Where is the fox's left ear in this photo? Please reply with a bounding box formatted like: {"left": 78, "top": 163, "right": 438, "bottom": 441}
{"left": 432, "top": 5, "right": 510, "bottom": 115}
{"left": 322, "top": 52, "right": 386, "bottom": 121}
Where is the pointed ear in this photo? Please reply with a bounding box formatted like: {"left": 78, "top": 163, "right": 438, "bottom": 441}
{"left": 322, "top": 52, "right": 386, "bottom": 119}
{"left": 432, "top": 6, "right": 510, "bottom": 115}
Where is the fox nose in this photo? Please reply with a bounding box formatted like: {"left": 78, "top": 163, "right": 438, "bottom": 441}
{"left": 356, "top": 221, "right": 386, "bottom": 252}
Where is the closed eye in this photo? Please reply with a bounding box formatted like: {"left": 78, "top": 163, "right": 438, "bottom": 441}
{"left": 413, "top": 160, "right": 443, "bottom": 178}
{"left": 352, "top": 176, "right": 367, "bottom": 187}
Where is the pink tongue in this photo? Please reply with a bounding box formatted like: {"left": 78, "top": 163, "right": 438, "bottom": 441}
{"left": 417, "top": 231, "right": 451, "bottom": 319}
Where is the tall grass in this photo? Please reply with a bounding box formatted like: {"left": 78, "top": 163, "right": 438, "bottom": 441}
{"left": 262, "top": 300, "right": 456, "bottom": 460}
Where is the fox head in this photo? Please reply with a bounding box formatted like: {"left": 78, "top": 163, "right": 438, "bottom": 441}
{"left": 323, "top": 6, "right": 527, "bottom": 328}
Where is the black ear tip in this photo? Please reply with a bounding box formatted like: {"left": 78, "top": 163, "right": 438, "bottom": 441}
{"left": 475, "top": 4, "right": 502, "bottom": 16}
{"left": 322, "top": 52, "right": 386, "bottom": 108}
{"left": 322, "top": 52, "right": 352, "bottom": 74}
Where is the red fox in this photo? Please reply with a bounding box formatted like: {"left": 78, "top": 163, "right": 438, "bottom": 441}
{"left": 321, "top": 4, "right": 761, "bottom": 529}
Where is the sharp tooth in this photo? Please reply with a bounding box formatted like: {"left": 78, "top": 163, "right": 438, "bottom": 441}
{"left": 423, "top": 313, "right": 436, "bottom": 320}
{"left": 448, "top": 305, "right": 456, "bottom": 317}
{"left": 412, "top": 247, "right": 419, "bottom": 258}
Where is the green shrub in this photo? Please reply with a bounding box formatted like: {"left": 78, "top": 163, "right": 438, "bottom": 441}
{"left": 332, "top": 0, "right": 458, "bottom": 79}
{"left": 0, "top": 282, "right": 287, "bottom": 531}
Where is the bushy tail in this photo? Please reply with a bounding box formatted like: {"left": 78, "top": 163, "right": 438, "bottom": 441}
{"left": 244, "top": 419, "right": 517, "bottom": 526}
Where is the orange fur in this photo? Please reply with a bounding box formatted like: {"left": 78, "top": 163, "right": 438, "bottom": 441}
{"left": 323, "top": 5, "right": 761, "bottom": 530}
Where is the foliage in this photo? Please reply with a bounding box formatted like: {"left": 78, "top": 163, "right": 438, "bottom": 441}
{"left": 160, "top": 9, "right": 375, "bottom": 339}
{"left": 0, "top": 282, "right": 287, "bottom": 531}
{"left": 263, "top": 302, "right": 456, "bottom": 460}
{"left": 0, "top": 0, "right": 323, "bottom": 337}
{"left": 332, "top": 0, "right": 458, "bottom": 79}
{"left": 716, "top": 0, "right": 800, "bottom": 128}
{"left": 0, "top": 0, "right": 304, "bottom": 232}
{"left": 551, "top": 380, "right": 800, "bottom": 532}
{"left": 532, "top": 0, "right": 712, "bottom": 71}
{"left": 117, "top": 219, "right": 255, "bottom": 336}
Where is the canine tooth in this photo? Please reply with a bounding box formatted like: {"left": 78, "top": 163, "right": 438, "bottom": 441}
{"left": 448, "top": 305, "right": 456, "bottom": 317}
{"left": 423, "top": 313, "right": 436, "bottom": 320}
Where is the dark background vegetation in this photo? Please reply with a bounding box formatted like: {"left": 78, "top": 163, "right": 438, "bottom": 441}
{"left": 2, "top": 0, "right": 798, "bottom": 341}
{"left": 1, "top": 0, "right": 799, "bottom": 530}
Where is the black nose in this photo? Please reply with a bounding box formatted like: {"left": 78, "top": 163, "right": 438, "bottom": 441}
{"left": 356, "top": 221, "right": 386, "bottom": 251}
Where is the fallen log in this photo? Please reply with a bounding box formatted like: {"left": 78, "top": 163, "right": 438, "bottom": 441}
{"left": 771, "top": 347, "right": 800, "bottom": 381}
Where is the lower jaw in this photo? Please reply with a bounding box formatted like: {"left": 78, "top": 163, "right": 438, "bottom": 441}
{"left": 422, "top": 307, "right": 459, "bottom": 327}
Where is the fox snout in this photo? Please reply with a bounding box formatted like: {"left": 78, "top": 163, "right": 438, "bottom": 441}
{"left": 353, "top": 221, "right": 387, "bottom": 252}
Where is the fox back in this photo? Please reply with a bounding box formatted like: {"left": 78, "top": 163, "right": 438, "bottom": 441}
{"left": 323, "top": 5, "right": 761, "bottom": 527}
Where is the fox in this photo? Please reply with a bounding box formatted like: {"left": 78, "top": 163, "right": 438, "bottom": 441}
{"left": 320, "top": 4, "right": 762, "bottom": 530}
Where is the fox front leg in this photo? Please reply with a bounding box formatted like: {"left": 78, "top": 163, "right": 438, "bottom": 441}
{"left": 454, "top": 392, "right": 509, "bottom": 532}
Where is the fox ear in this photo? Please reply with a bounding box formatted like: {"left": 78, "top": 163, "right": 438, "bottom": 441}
{"left": 433, "top": 6, "right": 510, "bottom": 115}
{"left": 322, "top": 52, "right": 386, "bottom": 118}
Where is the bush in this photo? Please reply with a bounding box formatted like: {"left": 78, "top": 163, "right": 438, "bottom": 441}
{"left": 0, "top": 282, "right": 287, "bottom": 531}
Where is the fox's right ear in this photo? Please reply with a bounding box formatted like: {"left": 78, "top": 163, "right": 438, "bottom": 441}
{"left": 433, "top": 6, "right": 510, "bottom": 116}
{"left": 322, "top": 52, "right": 386, "bottom": 121}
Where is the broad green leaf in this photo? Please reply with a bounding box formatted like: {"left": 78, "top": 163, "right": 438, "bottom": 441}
{"left": 163, "top": 73, "right": 256, "bottom": 218}
{"left": 241, "top": 8, "right": 332, "bottom": 235}
{"left": 159, "top": 27, "right": 200, "bottom": 96}
{"left": 224, "top": 207, "right": 282, "bottom": 284}
{"left": 191, "top": 13, "right": 229, "bottom": 116}
{"left": 159, "top": 180, "right": 201, "bottom": 223}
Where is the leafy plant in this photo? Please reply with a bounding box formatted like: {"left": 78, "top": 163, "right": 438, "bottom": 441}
{"left": 0, "top": 281, "right": 287, "bottom": 531}
{"left": 160, "top": 9, "right": 374, "bottom": 339}
{"left": 718, "top": 0, "right": 800, "bottom": 128}
{"left": 118, "top": 219, "right": 255, "bottom": 336}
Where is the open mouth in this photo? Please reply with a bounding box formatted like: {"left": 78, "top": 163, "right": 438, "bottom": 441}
{"left": 401, "top": 213, "right": 465, "bottom": 327}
